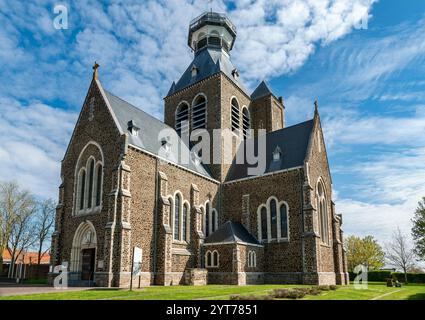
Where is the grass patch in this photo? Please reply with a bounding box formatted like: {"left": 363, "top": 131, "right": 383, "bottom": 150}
{"left": 0, "top": 282, "right": 424, "bottom": 300}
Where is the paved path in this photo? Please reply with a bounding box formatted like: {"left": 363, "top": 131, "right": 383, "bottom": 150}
{"left": 0, "top": 283, "right": 90, "bottom": 297}
{"left": 370, "top": 289, "right": 404, "bottom": 300}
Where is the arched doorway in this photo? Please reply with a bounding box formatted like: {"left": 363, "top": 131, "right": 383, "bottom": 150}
{"left": 70, "top": 221, "right": 97, "bottom": 281}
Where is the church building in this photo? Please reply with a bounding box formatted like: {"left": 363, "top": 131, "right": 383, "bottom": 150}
{"left": 50, "top": 11, "right": 349, "bottom": 287}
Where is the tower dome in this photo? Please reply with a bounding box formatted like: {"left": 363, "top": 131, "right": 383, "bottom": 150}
{"left": 188, "top": 11, "right": 237, "bottom": 54}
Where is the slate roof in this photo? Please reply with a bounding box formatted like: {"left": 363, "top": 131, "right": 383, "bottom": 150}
{"left": 103, "top": 90, "right": 213, "bottom": 179}
{"left": 204, "top": 221, "right": 261, "bottom": 245}
{"left": 251, "top": 81, "right": 273, "bottom": 100}
{"left": 168, "top": 47, "right": 249, "bottom": 96}
{"left": 226, "top": 119, "right": 314, "bottom": 181}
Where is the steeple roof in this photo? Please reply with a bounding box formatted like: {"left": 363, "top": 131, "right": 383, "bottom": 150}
{"left": 167, "top": 47, "right": 249, "bottom": 96}
{"left": 251, "top": 81, "right": 273, "bottom": 100}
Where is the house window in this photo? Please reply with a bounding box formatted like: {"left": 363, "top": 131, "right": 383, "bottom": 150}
{"left": 192, "top": 95, "right": 207, "bottom": 130}
{"left": 205, "top": 250, "right": 219, "bottom": 267}
{"left": 242, "top": 107, "right": 250, "bottom": 139}
{"left": 258, "top": 197, "right": 290, "bottom": 242}
{"left": 231, "top": 98, "right": 240, "bottom": 133}
{"left": 317, "top": 181, "right": 329, "bottom": 244}
{"left": 175, "top": 102, "right": 189, "bottom": 136}
{"left": 248, "top": 251, "right": 256, "bottom": 268}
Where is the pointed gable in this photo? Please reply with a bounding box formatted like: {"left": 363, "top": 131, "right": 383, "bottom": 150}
{"left": 251, "top": 81, "right": 273, "bottom": 100}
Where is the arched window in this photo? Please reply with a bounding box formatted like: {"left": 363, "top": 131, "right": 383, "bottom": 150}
{"left": 317, "top": 181, "right": 329, "bottom": 244}
{"left": 182, "top": 203, "right": 188, "bottom": 242}
{"left": 78, "top": 170, "right": 86, "bottom": 211}
{"left": 260, "top": 207, "right": 267, "bottom": 241}
{"left": 258, "top": 197, "right": 290, "bottom": 242}
{"left": 204, "top": 201, "right": 218, "bottom": 237}
{"left": 242, "top": 107, "right": 250, "bottom": 139}
{"left": 248, "top": 251, "right": 256, "bottom": 268}
{"left": 174, "top": 194, "right": 181, "bottom": 241}
{"left": 74, "top": 142, "right": 104, "bottom": 215}
{"left": 205, "top": 204, "right": 210, "bottom": 237}
{"left": 205, "top": 250, "right": 219, "bottom": 267}
{"left": 213, "top": 251, "right": 219, "bottom": 267}
{"left": 95, "top": 164, "right": 103, "bottom": 207}
{"left": 175, "top": 102, "right": 189, "bottom": 136}
{"left": 87, "top": 159, "right": 95, "bottom": 208}
{"left": 206, "top": 251, "right": 212, "bottom": 267}
{"left": 192, "top": 95, "right": 207, "bottom": 130}
{"left": 270, "top": 199, "right": 277, "bottom": 239}
{"left": 231, "top": 98, "right": 240, "bottom": 133}
{"left": 279, "top": 203, "right": 288, "bottom": 239}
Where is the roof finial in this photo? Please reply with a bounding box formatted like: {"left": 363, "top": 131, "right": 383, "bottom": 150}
{"left": 92, "top": 61, "right": 100, "bottom": 80}
{"left": 314, "top": 99, "right": 319, "bottom": 115}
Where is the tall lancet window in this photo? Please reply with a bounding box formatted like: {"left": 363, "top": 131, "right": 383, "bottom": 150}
{"left": 317, "top": 181, "right": 329, "bottom": 244}
{"left": 174, "top": 194, "right": 181, "bottom": 241}
{"left": 175, "top": 102, "right": 189, "bottom": 136}
{"left": 242, "top": 107, "right": 250, "bottom": 139}
{"left": 87, "top": 159, "right": 95, "bottom": 208}
{"left": 192, "top": 95, "right": 207, "bottom": 130}
{"left": 231, "top": 98, "right": 240, "bottom": 133}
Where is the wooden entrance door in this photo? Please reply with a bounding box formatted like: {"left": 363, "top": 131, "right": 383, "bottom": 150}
{"left": 81, "top": 248, "right": 95, "bottom": 281}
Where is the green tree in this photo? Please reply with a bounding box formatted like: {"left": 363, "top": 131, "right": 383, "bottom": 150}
{"left": 412, "top": 197, "right": 425, "bottom": 261}
{"left": 345, "top": 235, "right": 385, "bottom": 271}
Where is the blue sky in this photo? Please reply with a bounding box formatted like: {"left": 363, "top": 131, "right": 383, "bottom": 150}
{"left": 1, "top": 0, "right": 424, "bottom": 246}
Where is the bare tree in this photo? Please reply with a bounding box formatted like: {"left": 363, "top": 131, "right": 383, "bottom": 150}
{"left": 0, "top": 182, "right": 34, "bottom": 274}
{"left": 34, "top": 199, "right": 56, "bottom": 266}
{"left": 386, "top": 227, "right": 416, "bottom": 283}
{"left": 7, "top": 198, "right": 37, "bottom": 278}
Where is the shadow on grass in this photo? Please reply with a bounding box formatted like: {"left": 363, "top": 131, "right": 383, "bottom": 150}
{"left": 407, "top": 293, "right": 425, "bottom": 300}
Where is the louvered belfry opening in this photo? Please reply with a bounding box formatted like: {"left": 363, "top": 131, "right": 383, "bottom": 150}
{"left": 192, "top": 96, "right": 207, "bottom": 130}
{"left": 242, "top": 107, "right": 250, "bottom": 139}
{"left": 176, "top": 103, "right": 189, "bottom": 136}
{"left": 231, "top": 98, "right": 240, "bottom": 133}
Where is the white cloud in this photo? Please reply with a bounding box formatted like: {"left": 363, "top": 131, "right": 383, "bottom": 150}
{"left": 0, "top": 97, "right": 77, "bottom": 199}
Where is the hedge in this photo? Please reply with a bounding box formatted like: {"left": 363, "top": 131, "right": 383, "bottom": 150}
{"left": 349, "top": 270, "right": 425, "bottom": 283}
{"left": 348, "top": 270, "right": 391, "bottom": 282}
{"left": 391, "top": 272, "right": 425, "bottom": 284}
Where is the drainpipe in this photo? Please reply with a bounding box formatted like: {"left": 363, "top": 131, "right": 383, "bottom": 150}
{"left": 300, "top": 168, "right": 306, "bottom": 275}
{"left": 152, "top": 157, "right": 159, "bottom": 282}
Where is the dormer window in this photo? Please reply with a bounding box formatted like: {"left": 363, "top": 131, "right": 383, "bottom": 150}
{"left": 273, "top": 146, "right": 282, "bottom": 161}
{"left": 161, "top": 138, "right": 171, "bottom": 155}
{"left": 232, "top": 68, "right": 239, "bottom": 79}
{"left": 191, "top": 65, "right": 198, "bottom": 77}
{"left": 191, "top": 150, "right": 201, "bottom": 166}
{"left": 127, "top": 120, "right": 140, "bottom": 137}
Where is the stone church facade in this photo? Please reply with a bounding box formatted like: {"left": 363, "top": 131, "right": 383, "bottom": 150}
{"left": 50, "top": 12, "right": 349, "bottom": 287}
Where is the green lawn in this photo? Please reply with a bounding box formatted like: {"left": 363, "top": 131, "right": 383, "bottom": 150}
{"left": 1, "top": 282, "right": 424, "bottom": 300}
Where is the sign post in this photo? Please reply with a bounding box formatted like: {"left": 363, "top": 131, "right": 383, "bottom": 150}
{"left": 130, "top": 247, "right": 143, "bottom": 291}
